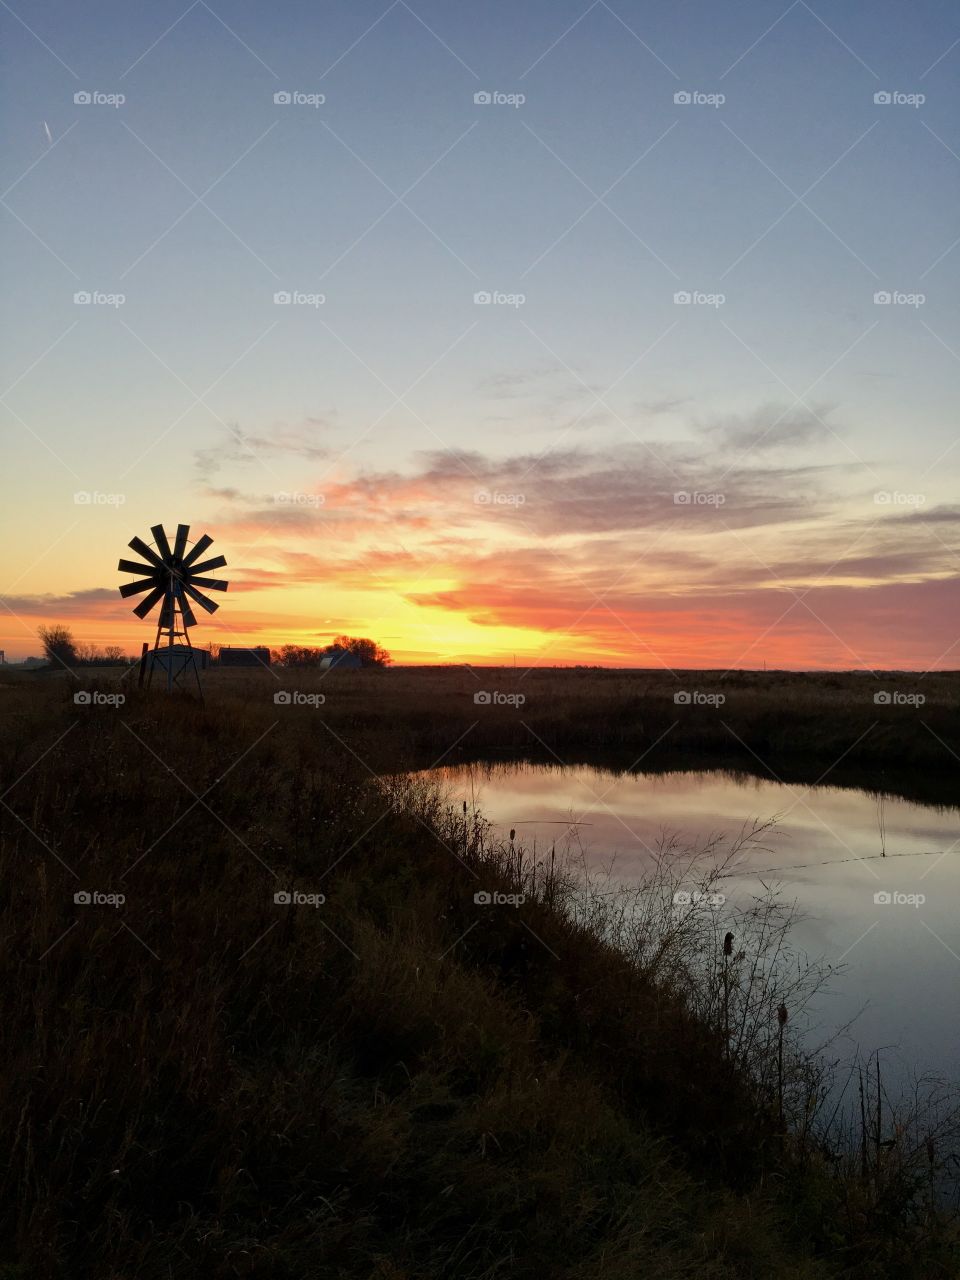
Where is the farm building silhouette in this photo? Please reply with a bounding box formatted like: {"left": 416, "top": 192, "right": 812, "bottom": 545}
{"left": 218, "top": 645, "right": 272, "bottom": 668}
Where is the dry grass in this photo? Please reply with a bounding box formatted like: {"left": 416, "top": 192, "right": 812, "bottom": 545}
{"left": 0, "top": 672, "right": 957, "bottom": 1277}
{"left": 207, "top": 664, "right": 956, "bottom": 803}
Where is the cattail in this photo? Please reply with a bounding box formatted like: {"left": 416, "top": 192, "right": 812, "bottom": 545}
{"left": 926, "top": 1134, "right": 937, "bottom": 1220}
{"left": 509, "top": 828, "right": 515, "bottom": 843}
{"left": 875, "top": 1053, "right": 883, "bottom": 1183}
{"left": 721, "top": 932, "right": 734, "bottom": 1058}
{"left": 777, "top": 1003, "right": 788, "bottom": 1130}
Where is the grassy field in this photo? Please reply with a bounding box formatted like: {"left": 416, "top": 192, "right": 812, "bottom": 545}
{"left": 129, "top": 664, "right": 959, "bottom": 805}
{"left": 1, "top": 670, "right": 958, "bottom": 1276}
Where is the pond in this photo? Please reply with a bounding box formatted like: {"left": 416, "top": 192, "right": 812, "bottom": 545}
{"left": 423, "top": 760, "right": 960, "bottom": 1091}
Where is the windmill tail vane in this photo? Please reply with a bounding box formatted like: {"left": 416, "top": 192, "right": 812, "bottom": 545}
{"left": 118, "top": 523, "right": 228, "bottom": 694}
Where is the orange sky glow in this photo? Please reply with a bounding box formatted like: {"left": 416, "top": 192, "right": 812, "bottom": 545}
{"left": 4, "top": 461, "right": 958, "bottom": 669}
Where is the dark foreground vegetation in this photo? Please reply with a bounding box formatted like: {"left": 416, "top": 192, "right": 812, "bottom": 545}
{"left": 1, "top": 671, "right": 958, "bottom": 1277}
{"left": 235, "top": 664, "right": 955, "bottom": 805}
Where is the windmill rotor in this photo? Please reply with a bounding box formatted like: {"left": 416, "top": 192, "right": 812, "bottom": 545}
{"left": 118, "top": 523, "right": 228, "bottom": 694}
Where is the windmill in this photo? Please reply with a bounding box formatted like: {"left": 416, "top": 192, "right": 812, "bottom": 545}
{"left": 118, "top": 523, "right": 228, "bottom": 694}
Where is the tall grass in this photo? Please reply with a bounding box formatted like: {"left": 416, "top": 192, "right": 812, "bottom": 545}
{"left": 218, "top": 665, "right": 959, "bottom": 805}
{"left": 0, "top": 673, "right": 957, "bottom": 1277}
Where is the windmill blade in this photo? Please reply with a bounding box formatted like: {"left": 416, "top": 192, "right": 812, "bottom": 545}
{"left": 181, "top": 581, "right": 220, "bottom": 614}
{"left": 133, "top": 585, "right": 167, "bottom": 618}
{"left": 187, "top": 576, "right": 228, "bottom": 592}
{"left": 181, "top": 533, "right": 214, "bottom": 569}
{"left": 128, "top": 536, "right": 166, "bottom": 570}
{"left": 185, "top": 554, "right": 226, "bottom": 576}
{"left": 150, "top": 524, "right": 173, "bottom": 561}
{"left": 118, "top": 558, "right": 160, "bottom": 577}
{"left": 170, "top": 581, "right": 198, "bottom": 629}
{"left": 172, "top": 524, "right": 190, "bottom": 563}
{"left": 119, "top": 577, "right": 161, "bottom": 599}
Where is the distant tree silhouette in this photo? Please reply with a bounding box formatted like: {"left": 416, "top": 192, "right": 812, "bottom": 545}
{"left": 37, "top": 624, "right": 78, "bottom": 669}
{"left": 328, "top": 635, "right": 391, "bottom": 667}
{"left": 273, "top": 644, "right": 325, "bottom": 668}
{"left": 272, "top": 638, "right": 392, "bottom": 668}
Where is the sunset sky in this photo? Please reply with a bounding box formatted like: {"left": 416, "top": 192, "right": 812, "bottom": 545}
{"left": 2, "top": 0, "right": 958, "bottom": 667}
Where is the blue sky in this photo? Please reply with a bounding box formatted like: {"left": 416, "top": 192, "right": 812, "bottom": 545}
{"left": 2, "top": 0, "right": 959, "bottom": 665}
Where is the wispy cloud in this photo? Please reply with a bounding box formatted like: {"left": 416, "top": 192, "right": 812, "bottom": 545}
{"left": 194, "top": 420, "right": 332, "bottom": 480}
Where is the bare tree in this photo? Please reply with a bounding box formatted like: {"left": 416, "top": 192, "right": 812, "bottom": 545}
{"left": 37, "top": 625, "right": 78, "bottom": 670}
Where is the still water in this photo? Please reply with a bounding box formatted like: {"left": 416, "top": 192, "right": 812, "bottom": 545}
{"left": 427, "top": 761, "right": 960, "bottom": 1087}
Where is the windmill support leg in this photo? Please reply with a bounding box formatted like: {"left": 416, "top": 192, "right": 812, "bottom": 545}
{"left": 180, "top": 615, "right": 204, "bottom": 704}
{"left": 167, "top": 608, "right": 174, "bottom": 693}
{"left": 147, "top": 618, "right": 163, "bottom": 690}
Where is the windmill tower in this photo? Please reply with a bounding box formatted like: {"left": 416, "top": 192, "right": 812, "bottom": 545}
{"left": 117, "top": 523, "right": 228, "bottom": 694}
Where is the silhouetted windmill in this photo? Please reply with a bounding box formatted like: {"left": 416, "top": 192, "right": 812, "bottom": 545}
{"left": 117, "top": 523, "right": 228, "bottom": 694}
